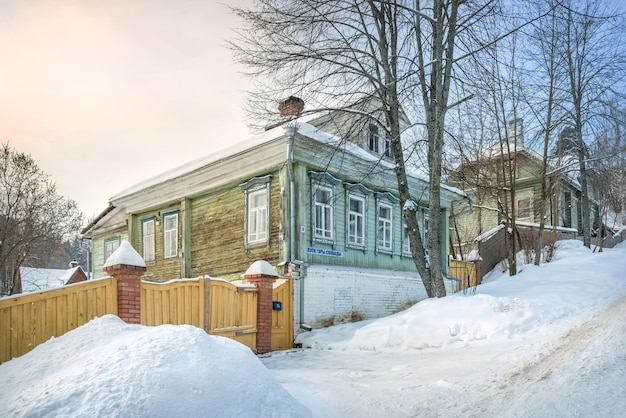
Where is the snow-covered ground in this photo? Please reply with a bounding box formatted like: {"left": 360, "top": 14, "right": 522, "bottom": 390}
{"left": 263, "top": 240, "right": 626, "bottom": 417}
{"left": 0, "top": 240, "right": 624, "bottom": 417}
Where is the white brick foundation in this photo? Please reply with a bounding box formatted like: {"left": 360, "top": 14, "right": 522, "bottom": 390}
{"left": 295, "top": 264, "right": 428, "bottom": 330}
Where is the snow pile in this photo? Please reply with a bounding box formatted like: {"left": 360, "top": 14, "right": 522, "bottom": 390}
{"left": 297, "top": 240, "right": 626, "bottom": 352}
{"left": 103, "top": 240, "right": 146, "bottom": 268}
{"left": 0, "top": 315, "right": 310, "bottom": 418}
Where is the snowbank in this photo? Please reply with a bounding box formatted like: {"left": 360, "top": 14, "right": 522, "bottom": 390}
{"left": 0, "top": 315, "right": 310, "bottom": 417}
{"left": 297, "top": 240, "right": 626, "bottom": 352}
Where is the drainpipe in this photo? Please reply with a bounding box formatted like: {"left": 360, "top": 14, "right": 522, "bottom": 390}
{"left": 285, "top": 123, "right": 307, "bottom": 328}
{"left": 285, "top": 123, "right": 297, "bottom": 262}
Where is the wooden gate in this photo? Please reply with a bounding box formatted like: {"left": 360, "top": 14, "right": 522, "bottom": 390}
{"left": 142, "top": 278, "right": 258, "bottom": 351}
{"left": 141, "top": 279, "right": 206, "bottom": 327}
{"left": 207, "top": 279, "right": 258, "bottom": 351}
{"left": 271, "top": 278, "right": 293, "bottom": 351}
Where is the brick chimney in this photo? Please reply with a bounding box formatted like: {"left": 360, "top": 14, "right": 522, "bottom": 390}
{"left": 278, "top": 96, "right": 304, "bottom": 117}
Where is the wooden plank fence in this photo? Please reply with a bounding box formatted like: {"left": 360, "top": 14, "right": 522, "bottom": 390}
{"left": 449, "top": 259, "right": 479, "bottom": 294}
{"left": 0, "top": 278, "right": 117, "bottom": 364}
{"left": 1, "top": 273, "right": 294, "bottom": 363}
{"left": 141, "top": 279, "right": 206, "bottom": 328}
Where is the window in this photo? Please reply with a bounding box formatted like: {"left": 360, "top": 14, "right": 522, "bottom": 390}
{"left": 314, "top": 184, "right": 334, "bottom": 240}
{"left": 367, "top": 122, "right": 392, "bottom": 158}
{"left": 563, "top": 192, "right": 572, "bottom": 227}
{"left": 377, "top": 202, "right": 393, "bottom": 252}
{"left": 403, "top": 220, "right": 411, "bottom": 255}
{"left": 163, "top": 212, "right": 178, "bottom": 259}
{"left": 347, "top": 195, "right": 365, "bottom": 247}
{"left": 518, "top": 198, "right": 530, "bottom": 219}
{"left": 422, "top": 208, "right": 429, "bottom": 258}
{"left": 142, "top": 218, "right": 155, "bottom": 262}
{"left": 247, "top": 188, "right": 268, "bottom": 244}
{"left": 368, "top": 124, "right": 380, "bottom": 153}
{"left": 403, "top": 208, "right": 428, "bottom": 256}
{"left": 240, "top": 175, "right": 273, "bottom": 249}
{"left": 309, "top": 172, "right": 340, "bottom": 242}
{"left": 384, "top": 134, "right": 391, "bottom": 157}
{"left": 104, "top": 237, "right": 120, "bottom": 262}
{"left": 375, "top": 192, "right": 398, "bottom": 253}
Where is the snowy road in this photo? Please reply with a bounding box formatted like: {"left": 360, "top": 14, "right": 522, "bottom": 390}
{"left": 262, "top": 295, "right": 626, "bottom": 417}
{"left": 497, "top": 295, "right": 626, "bottom": 417}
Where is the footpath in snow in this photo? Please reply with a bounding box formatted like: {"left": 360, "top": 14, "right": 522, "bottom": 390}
{"left": 261, "top": 240, "right": 626, "bottom": 417}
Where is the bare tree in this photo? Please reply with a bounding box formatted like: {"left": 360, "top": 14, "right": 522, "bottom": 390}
{"left": 559, "top": 0, "right": 625, "bottom": 248}
{"left": 525, "top": 0, "right": 568, "bottom": 265}
{"left": 589, "top": 99, "right": 626, "bottom": 251}
{"left": 0, "top": 144, "right": 83, "bottom": 295}
{"left": 230, "top": 0, "right": 516, "bottom": 298}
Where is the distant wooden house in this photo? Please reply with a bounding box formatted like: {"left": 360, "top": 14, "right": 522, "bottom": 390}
{"left": 83, "top": 98, "right": 469, "bottom": 330}
{"left": 17, "top": 262, "right": 89, "bottom": 294}
{"left": 447, "top": 142, "right": 600, "bottom": 259}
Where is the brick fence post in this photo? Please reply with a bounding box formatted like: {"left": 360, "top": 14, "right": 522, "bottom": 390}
{"left": 103, "top": 240, "right": 147, "bottom": 324}
{"left": 244, "top": 260, "right": 278, "bottom": 355}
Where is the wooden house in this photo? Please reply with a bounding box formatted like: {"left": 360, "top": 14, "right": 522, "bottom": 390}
{"left": 83, "top": 98, "right": 468, "bottom": 330}
{"left": 17, "top": 262, "right": 89, "bottom": 294}
{"left": 447, "top": 143, "right": 600, "bottom": 258}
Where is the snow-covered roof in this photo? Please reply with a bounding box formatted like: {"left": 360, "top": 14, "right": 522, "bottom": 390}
{"left": 474, "top": 221, "right": 579, "bottom": 243}
{"left": 110, "top": 124, "right": 287, "bottom": 202}
{"left": 474, "top": 224, "right": 506, "bottom": 243}
{"left": 60, "top": 267, "right": 81, "bottom": 283}
{"left": 296, "top": 122, "right": 465, "bottom": 197}
{"left": 467, "top": 143, "right": 585, "bottom": 193}
{"left": 19, "top": 268, "right": 68, "bottom": 293}
{"left": 109, "top": 117, "right": 465, "bottom": 206}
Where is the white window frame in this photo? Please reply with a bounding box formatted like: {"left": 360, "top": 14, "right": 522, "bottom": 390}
{"left": 163, "top": 212, "right": 178, "bottom": 259}
{"left": 518, "top": 198, "right": 531, "bottom": 219}
{"left": 402, "top": 206, "right": 429, "bottom": 261}
{"left": 142, "top": 218, "right": 156, "bottom": 262}
{"left": 104, "top": 237, "right": 120, "bottom": 262}
{"left": 240, "top": 175, "right": 273, "bottom": 250}
{"left": 422, "top": 207, "right": 429, "bottom": 242}
{"left": 366, "top": 121, "right": 392, "bottom": 159}
{"left": 422, "top": 207, "right": 430, "bottom": 264}
{"left": 368, "top": 123, "right": 380, "bottom": 154}
{"left": 384, "top": 134, "right": 392, "bottom": 157}
{"left": 247, "top": 187, "right": 269, "bottom": 245}
{"left": 402, "top": 219, "right": 411, "bottom": 256}
{"left": 377, "top": 202, "right": 393, "bottom": 252}
{"left": 313, "top": 183, "right": 334, "bottom": 241}
{"left": 347, "top": 194, "right": 366, "bottom": 248}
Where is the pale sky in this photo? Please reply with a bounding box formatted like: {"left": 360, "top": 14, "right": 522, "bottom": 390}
{"left": 0, "top": 0, "right": 252, "bottom": 221}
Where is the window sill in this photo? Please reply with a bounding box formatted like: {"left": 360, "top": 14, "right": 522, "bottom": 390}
{"left": 313, "top": 237, "right": 335, "bottom": 245}
{"left": 346, "top": 244, "right": 367, "bottom": 252}
{"left": 246, "top": 241, "right": 269, "bottom": 250}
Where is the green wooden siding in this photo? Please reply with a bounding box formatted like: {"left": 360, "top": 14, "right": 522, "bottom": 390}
{"left": 190, "top": 172, "right": 282, "bottom": 280}
{"left": 293, "top": 162, "right": 444, "bottom": 272}
{"left": 131, "top": 203, "right": 183, "bottom": 282}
